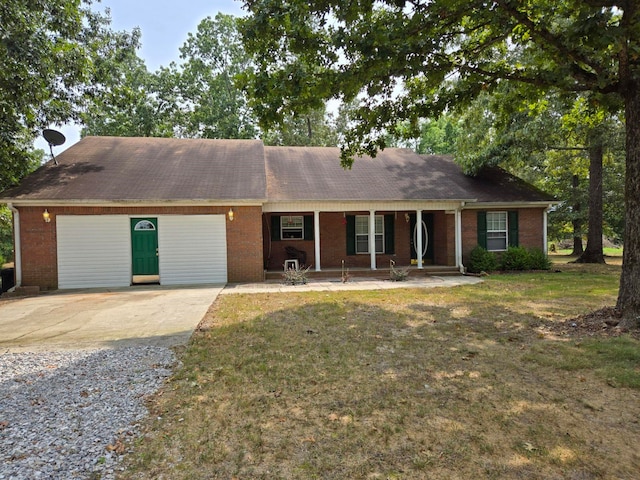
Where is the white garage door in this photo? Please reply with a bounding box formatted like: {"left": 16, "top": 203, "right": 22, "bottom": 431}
{"left": 57, "top": 215, "right": 131, "bottom": 289}
{"left": 158, "top": 215, "right": 227, "bottom": 285}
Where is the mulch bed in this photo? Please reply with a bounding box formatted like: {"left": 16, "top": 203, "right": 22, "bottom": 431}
{"left": 541, "top": 306, "right": 640, "bottom": 339}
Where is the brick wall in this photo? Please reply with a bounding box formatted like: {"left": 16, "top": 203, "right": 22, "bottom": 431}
{"left": 17, "top": 207, "right": 58, "bottom": 289}
{"left": 16, "top": 205, "right": 545, "bottom": 289}
{"left": 16, "top": 205, "right": 264, "bottom": 289}
{"left": 438, "top": 212, "right": 456, "bottom": 267}
{"left": 461, "top": 207, "right": 546, "bottom": 265}
{"left": 225, "top": 206, "right": 264, "bottom": 283}
{"left": 518, "top": 208, "right": 546, "bottom": 251}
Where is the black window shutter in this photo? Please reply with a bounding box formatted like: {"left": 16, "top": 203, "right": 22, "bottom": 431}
{"left": 384, "top": 214, "right": 395, "bottom": 254}
{"left": 477, "top": 211, "right": 487, "bottom": 249}
{"left": 508, "top": 211, "right": 519, "bottom": 247}
{"left": 271, "top": 215, "right": 281, "bottom": 241}
{"left": 346, "top": 215, "right": 356, "bottom": 255}
{"left": 304, "top": 215, "right": 314, "bottom": 240}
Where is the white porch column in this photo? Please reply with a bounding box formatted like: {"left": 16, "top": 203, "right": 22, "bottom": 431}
{"left": 416, "top": 210, "right": 423, "bottom": 269}
{"left": 314, "top": 210, "right": 321, "bottom": 271}
{"left": 455, "top": 207, "right": 464, "bottom": 273}
{"left": 369, "top": 210, "right": 377, "bottom": 270}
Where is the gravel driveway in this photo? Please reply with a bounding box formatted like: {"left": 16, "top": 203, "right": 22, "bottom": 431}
{"left": 0, "top": 346, "right": 174, "bottom": 479}
{"left": 0, "top": 285, "right": 221, "bottom": 479}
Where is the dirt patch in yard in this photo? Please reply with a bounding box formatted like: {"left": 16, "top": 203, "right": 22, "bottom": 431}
{"left": 541, "top": 306, "right": 640, "bottom": 340}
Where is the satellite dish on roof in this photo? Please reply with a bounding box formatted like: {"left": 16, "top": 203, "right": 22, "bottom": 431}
{"left": 43, "top": 128, "right": 66, "bottom": 165}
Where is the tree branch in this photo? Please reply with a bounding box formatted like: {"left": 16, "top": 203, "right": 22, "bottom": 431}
{"left": 548, "top": 146, "right": 589, "bottom": 151}
{"left": 460, "top": 64, "right": 619, "bottom": 94}
{"left": 580, "top": 0, "right": 619, "bottom": 7}
{"left": 495, "top": 0, "right": 608, "bottom": 79}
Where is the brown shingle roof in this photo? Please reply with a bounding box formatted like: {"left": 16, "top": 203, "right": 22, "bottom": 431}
{"left": 409, "top": 156, "right": 556, "bottom": 203}
{"left": 265, "top": 147, "right": 554, "bottom": 203}
{"left": 1, "top": 137, "right": 554, "bottom": 204}
{"left": 1, "top": 137, "right": 266, "bottom": 202}
{"left": 453, "top": 164, "right": 555, "bottom": 203}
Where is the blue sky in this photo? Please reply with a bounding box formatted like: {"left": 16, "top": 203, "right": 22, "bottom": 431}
{"left": 99, "top": 0, "right": 245, "bottom": 71}
{"left": 38, "top": 0, "right": 245, "bottom": 153}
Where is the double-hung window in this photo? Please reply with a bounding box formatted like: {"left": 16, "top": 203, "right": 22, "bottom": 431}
{"left": 281, "top": 216, "right": 304, "bottom": 239}
{"left": 486, "top": 212, "right": 508, "bottom": 251}
{"left": 355, "top": 215, "right": 384, "bottom": 254}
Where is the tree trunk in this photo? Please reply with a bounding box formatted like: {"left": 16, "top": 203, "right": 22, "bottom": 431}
{"left": 575, "top": 141, "right": 605, "bottom": 263}
{"left": 616, "top": 35, "right": 640, "bottom": 328}
{"left": 572, "top": 235, "right": 583, "bottom": 256}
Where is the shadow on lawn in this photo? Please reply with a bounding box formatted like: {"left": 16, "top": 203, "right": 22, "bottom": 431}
{"left": 128, "top": 292, "right": 640, "bottom": 480}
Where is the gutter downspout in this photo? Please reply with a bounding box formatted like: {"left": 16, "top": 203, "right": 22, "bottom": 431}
{"left": 543, "top": 204, "right": 553, "bottom": 255}
{"left": 456, "top": 203, "right": 465, "bottom": 274}
{"left": 7, "top": 203, "right": 21, "bottom": 287}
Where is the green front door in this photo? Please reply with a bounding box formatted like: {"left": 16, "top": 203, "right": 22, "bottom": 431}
{"left": 131, "top": 218, "right": 159, "bottom": 281}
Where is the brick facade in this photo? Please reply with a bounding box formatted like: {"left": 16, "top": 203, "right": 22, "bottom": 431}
{"left": 16, "top": 205, "right": 264, "bottom": 289}
{"left": 14, "top": 205, "right": 546, "bottom": 290}
{"left": 461, "top": 207, "right": 546, "bottom": 265}
{"left": 16, "top": 207, "right": 58, "bottom": 289}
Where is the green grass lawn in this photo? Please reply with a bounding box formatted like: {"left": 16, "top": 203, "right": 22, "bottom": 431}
{"left": 120, "top": 260, "right": 640, "bottom": 480}
{"left": 550, "top": 247, "right": 623, "bottom": 257}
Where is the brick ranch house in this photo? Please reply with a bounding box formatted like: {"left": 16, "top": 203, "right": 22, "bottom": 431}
{"left": 0, "top": 136, "right": 555, "bottom": 291}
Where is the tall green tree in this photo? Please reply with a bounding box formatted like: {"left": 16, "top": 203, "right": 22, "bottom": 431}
{"left": 0, "top": 149, "right": 44, "bottom": 264}
{"left": 176, "top": 14, "right": 257, "bottom": 139}
{"left": 0, "top": 132, "right": 43, "bottom": 192}
{"left": 81, "top": 28, "right": 178, "bottom": 138}
{"left": 0, "top": 205, "right": 12, "bottom": 266}
{"left": 455, "top": 87, "right": 588, "bottom": 254}
{"left": 81, "top": 13, "right": 256, "bottom": 139}
{"left": 456, "top": 87, "right": 623, "bottom": 262}
{"left": 80, "top": 12, "right": 339, "bottom": 144}
{"left": 0, "top": 1, "right": 138, "bottom": 189}
{"left": 176, "top": 13, "right": 340, "bottom": 143}
{"left": 263, "top": 107, "right": 338, "bottom": 146}
{"left": 241, "top": 1, "right": 640, "bottom": 326}
{"left": 417, "top": 115, "right": 460, "bottom": 155}
{"left": 385, "top": 114, "right": 460, "bottom": 153}
{"left": 561, "top": 98, "right": 624, "bottom": 263}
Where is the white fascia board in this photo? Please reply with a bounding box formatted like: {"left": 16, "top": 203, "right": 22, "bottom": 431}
{"left": 262, "top": 200, "right": 472, "bottom": 213}
{"left": 463, "top": 201, "right": 559, "bottom": 209}
{"left": 4, "top": 199, "right": 266, "bottom": 207}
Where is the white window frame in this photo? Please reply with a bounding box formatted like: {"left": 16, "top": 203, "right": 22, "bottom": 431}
{"left": 355, "top": 215, "right": 384, "bottom": 254}
{"left": 486, "top": 211, "right": 508, "bottom": 252}
{"left": 133, "top": 220, "right": 156, "bottom": 231}
{"left": 281, "top": 215, "right": 304, "bottom": 240}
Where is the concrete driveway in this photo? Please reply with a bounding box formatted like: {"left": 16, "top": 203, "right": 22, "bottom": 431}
{"left": 0, "top": 285, "right": 223, "bottom": 352}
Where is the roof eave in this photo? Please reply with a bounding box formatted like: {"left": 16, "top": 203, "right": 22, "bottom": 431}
{"left": 1, "top": 198, "right": 267, "bottom": 207}
{"left": 266, "top": 197, "right": 478, "bottom": 203}
{"left": 463, "top": 200, "right": 558, "bottom": 209}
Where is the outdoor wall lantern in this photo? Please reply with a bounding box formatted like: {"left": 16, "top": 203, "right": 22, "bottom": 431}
{"left": 228, "top": 207, "right": 235, "bottom": 222}
{"left": 404, "top": 213, "right": 410, "bottom": 223}
{"left": 43, "top": 209, "right": 51, "bottom": 223}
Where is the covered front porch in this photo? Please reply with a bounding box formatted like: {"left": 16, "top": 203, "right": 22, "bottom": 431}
{"left": 262, "top": 201, "right": 466, "bottom": 277}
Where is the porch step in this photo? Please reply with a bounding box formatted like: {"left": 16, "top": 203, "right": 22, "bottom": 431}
{"left": 265, "top": 266, "right": 461, "bottom": 282}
